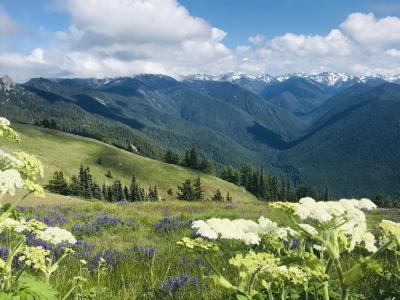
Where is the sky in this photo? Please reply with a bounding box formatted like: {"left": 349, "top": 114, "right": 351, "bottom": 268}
{"left": 1, "top": 0, "right": 400, "bottom": 82}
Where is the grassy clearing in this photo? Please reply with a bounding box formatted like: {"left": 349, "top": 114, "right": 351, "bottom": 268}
{"left": 5, "top": 191, "right": 398, "bottom": 299}
{"left": 2, "top": 124, "right": 257, "bottom": 202}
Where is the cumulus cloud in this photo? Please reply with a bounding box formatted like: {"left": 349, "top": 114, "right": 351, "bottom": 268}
{"left": 340, "top": 12, "right": 400, "bottom": 48}
{"left": 0, "top": 8, "right": 23, "bottom": 37}
{"left": 248, "top": 34, "right": 265, "bottom": 46}
{"left": 1, "top": 4, "right": 400, "bottom": 82}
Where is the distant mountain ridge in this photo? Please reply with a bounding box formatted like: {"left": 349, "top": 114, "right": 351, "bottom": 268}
{"left": 2, "top": 73, "right": 400, "bottom": 197}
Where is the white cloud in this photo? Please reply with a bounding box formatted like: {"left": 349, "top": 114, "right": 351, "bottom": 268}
{"left": 0, "top": 9, "right": 22, "bottom": 37}
{"left": 386, "top": 48, "right": 400, "bottom": 58}
{"left": 248, "top": 34, "right": 265, "bottom": 46}
{"left": 1, "top": 6, "right": 400, "bottom": 82}
{"left": 340, "top": 12, "right": 400, "bottom": 47}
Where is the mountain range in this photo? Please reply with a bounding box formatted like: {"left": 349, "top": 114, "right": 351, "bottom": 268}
{"left": 1, "top": 71, "right": 400, "bottom": 197}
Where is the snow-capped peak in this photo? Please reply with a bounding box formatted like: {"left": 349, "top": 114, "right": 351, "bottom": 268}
{"left": 307, "top": 72, "right": 354, "bottom": 86}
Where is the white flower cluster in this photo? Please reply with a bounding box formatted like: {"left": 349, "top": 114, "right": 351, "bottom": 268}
{"left": 294, "top": 197, "right": 377, "bottom": 253}
{"left": 0, "top": 118, "right": 10, "bottom": 126}
{"left": 0, "top": 218, "right": 27, "bottom": 233}
{"left": 294, "top": 197, "right": 376, "bottom": 222}
{"left": 191, "top": 216, "right": 296, "bottom": 245}
{"left": 37, "top": 227, "right": 77, "bottom": 245}
{"left": 0, "top": 169, "right": 24, "bottom": 196}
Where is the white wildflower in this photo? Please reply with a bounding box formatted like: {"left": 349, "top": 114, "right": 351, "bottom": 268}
{"left": 0, "top": 218, "right": 27, "bottom": 233}
{"left": 0, "top": 169, "right": 23, "bottom": 196}
{"left": 362, "top": 232, "right": 377, "bottom": 253}
{"left": 299, "top": 223, "right": 318, "bottom": 236}
{"left": 37, "top": 227, "right": 77, "bottom": 245}
{"left": 0, "top": 118, "right": 10, "bottom": 126}
{"left": 358, "top": 198, "right": 377, "bottom": 210}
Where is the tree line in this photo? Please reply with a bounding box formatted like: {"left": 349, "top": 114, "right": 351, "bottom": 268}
{"left": 45, "top": 165, "right": 159, "bottom": 202}
{"left": 176, "top": 176, "right": 232, "bottom": 202}
{"left": 164, "top": 148, "right": 213, "bottom": 174}
{"left": 219, "top": 164, "right": 330, "bottom": 202}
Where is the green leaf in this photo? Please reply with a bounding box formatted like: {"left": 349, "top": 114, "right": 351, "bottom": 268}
{"left": 18, "top": 273, "right": 58, "bottom": 300}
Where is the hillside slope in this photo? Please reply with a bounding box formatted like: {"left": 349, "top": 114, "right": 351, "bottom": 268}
{"left": 286, "top": 83, "right": 400, "bottom": 196}
{"left": 2, "top": 124, "right": 257, "bottom": 202}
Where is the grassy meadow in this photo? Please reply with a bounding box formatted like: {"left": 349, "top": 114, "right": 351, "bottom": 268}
{"left": 1, "top": 124, "right": 400, "bottom": 299}
{"left": 2, "top": 191, "right": 398, "bottom": 299}
{"left": 2, "top": 124, "right": 256, "bottom": 202}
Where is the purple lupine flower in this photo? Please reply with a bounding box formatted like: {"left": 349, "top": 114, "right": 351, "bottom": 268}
{"left": 154, "top": 217, "right": 190, "bottom": 233}
{"left": 129, "top": 245, "right": 155, "bottom": 259}
{"left": 160, "top": 273, "right": 199, "bottom": 293}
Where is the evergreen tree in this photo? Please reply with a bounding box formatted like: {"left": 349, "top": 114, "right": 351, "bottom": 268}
{"left": 212, "top": 189, "right": 223, "bottom": 202}
{"left": 69, "top": 175, "right": 83, "bottom": 196}
{"left": 112, "top": 179, "right": 125, "bottom": 201}
{"left": 220, "top": 166, "right": 240, "bottom": 185}
{"left": 372, "top": 193, "right": 384, "bottom": 207}
{"left": 240, "top": 164, "right": 252, "bottom": 189}
{"left": 147, "top": 185, "right": 159, "bottom": 201}
{"left": 188, "top": 148, "right": 198, "bottom": 169}
{"left": 193, "top": 177, "right": 205, "bottom": 201}
{"left": 91, "top": 182, "right": 102, "bottom": 200}
{"left": 45, "top": 171, "right": 69, "bottom": 195}
{"left": 102, "top": 183, "right": 107, "bottom": 199}
{"left": 183, "top": 150, "right": 190, "bottom": 167}
{"left": 123, "top": 186, "right": 130, "bottom": 200}
{"left": 295, "top": 185, "right": 318, "bottom": 201}
{"left": 164, "top": 150, "right": 180, "bottom": 164}
{"left": 199, "top": 159, "right": 213, "bottom": 174}
{"left": 177, "top": 179, "right": 195, "bottom": 201}
{"left": 129, "top": 175, "right": 145, "bottom": 202}
{"left": 385, "top": 196, "right": 393, "bottom": 208}
{"left": 323, "top": 185, "right": 331, "bottom": 201}
{"left": 105, "top": 170, "right": 113, "bottom": 179}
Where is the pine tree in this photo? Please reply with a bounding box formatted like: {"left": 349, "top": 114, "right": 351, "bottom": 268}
{"left": 323, "top": 185, "right": 331, "bottom": 201}
{"left": 193, "top": 177, "right": 205, "bottom": 201}
{"left": 199, "top": 159, "right": 213, "bottom": 174}
{"left": 105, "top": 170, "right": 113, "bottom": 179}
{"left": 211, "top": 189, "right": 223, "bottom": 202}
{"left": 112, "top": 179, "right": 125, "bottom": 201}
{"left": 91, "top": 182, "right": 102, "bottom": 200}
{"left": 45, "top": 171, "right": 69, "bottom": 195}
{"left": 102, "top": 183, "right": 107, "bottom": 199}
{"left": 188, "top": 148, "right": 198, "bottom": 169}
{"left": 183, "top": 150, "right": 190, "bottom": 167}
{"left": 69, "top": 175, "right": 83, "bottom": 196}
{"left": 220, "top": 166, "right": 240, "bottom": 185}
{"left": 164, "top": 150, "right": 180, "bottom": 164}
{"left": 124, "top": 186, "right": 130, "bottom": 200}
{"left": 177, "top": 179, "right": 195, "bottom": 201}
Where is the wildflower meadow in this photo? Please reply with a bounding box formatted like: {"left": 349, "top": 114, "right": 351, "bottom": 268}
{"left": 0, "top": 117, "right": 400, "bottom": 299}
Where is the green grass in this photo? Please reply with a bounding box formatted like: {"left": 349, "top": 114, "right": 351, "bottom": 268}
{"left": 1, "top": 124, "right": 257, "bottom": 202}
{"left": 6, "top": 193, "right": 397, "bottom": 300}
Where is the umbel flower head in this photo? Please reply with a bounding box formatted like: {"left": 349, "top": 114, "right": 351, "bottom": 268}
{"left": 191, "top": 216, "right": 296, "bottom": 245}
{"left": 37, "top": 227, "right": 77, "bottom": 245}
{"left": 19, "top": 246, "right": 50, "bottom": 274}
{"left": 0, "top": 117, "right": 20, "bottom": 142}
{"left": 15, "top": 152, "right": 44, "bottom": 181}
{"left": 0, "top": 169, "right": 24, "bottom": 196}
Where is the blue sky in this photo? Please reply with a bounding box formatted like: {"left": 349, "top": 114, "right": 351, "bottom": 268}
{"left": 1, "top": 0, "right": 400, "bottom": 81}
{"left": 180, "top": 0, "right": 400, "bottom": 47}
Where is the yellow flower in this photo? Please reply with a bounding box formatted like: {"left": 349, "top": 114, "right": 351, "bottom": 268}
{"left": 177, "top": 237, "right": 219, "bottom": 251}
{"left": 19, "top": 246, "right": 50, "bottom": 274}
{"left": 24, "top": 180, "right": 45, "bottom": 197}
{"left": 15, "top": 152, "right": 44, "bottom": 181}
{"left": 0, "top": 119, "right": 20, "bottom": 143}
